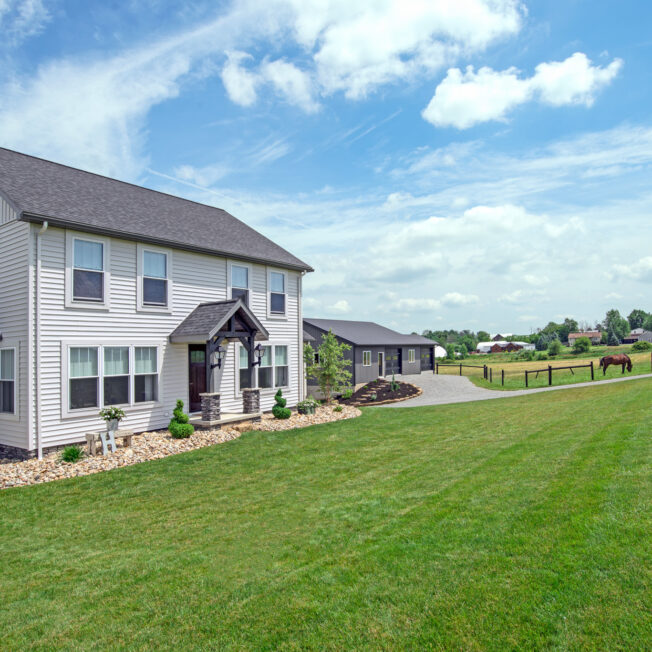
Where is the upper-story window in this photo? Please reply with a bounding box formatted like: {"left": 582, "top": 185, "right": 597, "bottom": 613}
{"left": 73, "top": 238, "right": 104, "bottom": 302}
{"left": 269, "top": 271, "right": 286, "bottom": 316}
{"left": 0, "top": 348, "right": 16, "bottom": 414}
{"left": 231, "top": 264, "right": 249, "bottom": 304}
{"left": 143, "top": 251, "right": 168, "bottom": 306}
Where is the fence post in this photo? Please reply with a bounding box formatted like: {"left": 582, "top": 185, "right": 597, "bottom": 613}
{"left": 501, "top": 369, "right": 504, "bottom": 386}
{"left": 490, "top": 368, "right": 493, "bottom": 383}
{"left": 525, "top": 371, "right": 528, "bottom": 388}
{"left": 459, "top": 363, "right": 462, "bottom": 376}
{"left": 436, "top": 363, "right": 438, "bottom": 374}
{"left": 590, "top": 360, "right": 594, "bottom": 380}
{"left": 548, "top": 365, "right": 552, "bottom": 386}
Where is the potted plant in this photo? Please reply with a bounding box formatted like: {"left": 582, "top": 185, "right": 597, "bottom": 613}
{"left": 297, "top": 397, "right": 319, "bottom": 415}
{"left": 99, "top": 406, "right": 126, "bottom": 432}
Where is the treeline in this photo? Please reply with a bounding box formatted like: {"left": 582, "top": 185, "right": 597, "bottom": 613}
{"left": 421, "top": 308, "right": 651, "bottom": 353}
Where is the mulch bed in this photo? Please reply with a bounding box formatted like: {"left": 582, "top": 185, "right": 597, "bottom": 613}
{"left": 338, "top": 378, "right": 421, "bottom": 407}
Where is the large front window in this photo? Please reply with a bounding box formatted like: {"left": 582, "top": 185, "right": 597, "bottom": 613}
{"left": 231, "top": 265, "right": 249, "bottom": 304}
{"left": 238, "top": 344, "right": 290, "bottom": 390}
{"left": 0, "top": 348, "right": 16, "bottom": 414}
{"left": 143, "top": 251, "right": 168, "bottom": 306}
{"left": 73, "top": 239, "right": 104, "bottom": 301}
{"left": 67, "top": 345, "right": 159, "bottom": 412}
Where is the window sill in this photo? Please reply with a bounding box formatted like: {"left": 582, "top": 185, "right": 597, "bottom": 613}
{"left": 62, "top": 401, "right": 162, "bottom": 420}
{"left": 136, "top": 306, "right": 173, "bottom": 315}
{"left": 65, "top": 300, "right": 110, "bottom": 311}
{"left": 267, "top": 314, "right": 288, "bottom": 321}
{"left": 0, "top": 411, "right": 20, "bottom": 422}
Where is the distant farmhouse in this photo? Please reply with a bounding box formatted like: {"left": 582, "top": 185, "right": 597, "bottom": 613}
{"left": 476, "top": 340, "right": 535, "bottom": 354}
{"left": 623, "top": 328, "right": 652, "bottom": 344}
{"left": 303, "top": 318, "right": 445, "bottom": 391}
{"left": 568, "top": 331, "right": 602, "bottom": 346}
{"left": 491, "top": 333, "right": 513, "bottom": 341}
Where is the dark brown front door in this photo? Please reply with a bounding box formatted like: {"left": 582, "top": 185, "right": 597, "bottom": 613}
{"left": 188, "top": 344, "right": 207, "bottom": 412}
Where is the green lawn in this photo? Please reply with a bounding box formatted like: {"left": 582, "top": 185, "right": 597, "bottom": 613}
{"left": 2, "top": 380, "right": 651, "bottom": 650}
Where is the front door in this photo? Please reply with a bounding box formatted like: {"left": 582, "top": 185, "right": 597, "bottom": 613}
{"left": 378, "top": 351, "right": 384, "bottom": 377}
{"left": 188, "top": 344, "right": 207, "bottom": 412}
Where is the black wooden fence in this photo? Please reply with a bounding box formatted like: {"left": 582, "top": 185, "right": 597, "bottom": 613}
{"left": 524, "top": 361, "right": 594, "bottom": 387}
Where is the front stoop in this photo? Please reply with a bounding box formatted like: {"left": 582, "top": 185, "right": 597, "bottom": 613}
{"left": 190, "top": 412, "right": 262, "bottom": 429}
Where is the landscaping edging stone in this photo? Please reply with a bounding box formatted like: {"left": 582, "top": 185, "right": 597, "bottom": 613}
{"left": 0, "top": 405, "right": 361, "bottom": 490}
{"left": 354, "top": 384, "right": 423, "bottom": 407}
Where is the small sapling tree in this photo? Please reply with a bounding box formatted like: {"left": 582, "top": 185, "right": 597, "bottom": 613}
{"left": 547, "top": 338, "right": 562, "bottom": 356}
{"left": 572, "top": 336, "right": 591, "bottom": 354}
{"left": 315, "top": 330, "right": 352, "bottom": 404}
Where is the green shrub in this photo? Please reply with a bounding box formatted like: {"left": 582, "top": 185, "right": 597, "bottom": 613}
{"left": 168, "top": 399, "right": 194, "bottom": 438}
{"left": 536, "top": 352, "right": 548, "bottom": 361}
{"left": 572, "top": 336, "right": 591, "bottom": 354}
{"left": 632, "top": 340, "right": 652, "bottom": 351}
{"left": 273, "top": 389, "right": 291, "bottom": 419}
{"left": 390, "top": 373, "right": 400, "bottom": 391}
{"left": 548, "top": 339, "right": 562, "bottom": 356}
{"left": 342, "top": 388, "right": 354, "bottom": 400}
{"left": 333, "top": 405, "right": 343, "bottom": 412}
{"left": 370, "top": 393, "right": 377, "bottom": 401}
{"left": 61, "top": 445, "right": 83, "bottom": 463}
{"left": 169, "top": 422, "right": 194, "bottom": 439}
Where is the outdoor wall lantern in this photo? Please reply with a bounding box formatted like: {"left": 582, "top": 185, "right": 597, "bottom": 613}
{"left": 211, "top": 344, "right": 226, "bottom": 370}
{"left": 252, "top": 343, "right": 264, "bottom": 367}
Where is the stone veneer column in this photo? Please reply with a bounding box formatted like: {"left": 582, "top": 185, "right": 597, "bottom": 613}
{"left": 199, "top": 392, "right": 221, "bottom": 422}
{"left": 242, "top": 388, "right": 260, "bottom": 414}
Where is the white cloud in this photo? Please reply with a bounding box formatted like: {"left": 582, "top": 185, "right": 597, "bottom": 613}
{"left": 423, "top": 53, "right": 622, "bottom": 128}
{"left": 260, "top": 58, "right": 319, "bottom": 113}
{"left": 0, "top": 0, "right": 50, "bottom": 45}
{"left": 609, "top": 256, "right": 652, "bottom": 282}
{"left": 441, "top": 292, "right": 479, "bottom": 307}
{"left": 517, "top": 314, "right": 539, "bottom": 322}
{"left": 174, "top": 163, "right": 230, "bottom": 186}
{"left": 221, "top": 50, "right": 259, "bottom": 107}
{"left": 330, "top": 299, "right": 351, "bottom": 313}
{"left": 394, "top": 298, "right": 441, "bottom": 312}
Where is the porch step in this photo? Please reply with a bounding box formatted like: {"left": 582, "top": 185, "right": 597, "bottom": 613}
{"left": 190, "top": 412, "right": 262, "bottom": 429}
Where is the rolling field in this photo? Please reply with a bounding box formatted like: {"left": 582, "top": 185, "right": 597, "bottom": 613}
{"left": 1, "top": 379, "right": 651, "bottom": 649}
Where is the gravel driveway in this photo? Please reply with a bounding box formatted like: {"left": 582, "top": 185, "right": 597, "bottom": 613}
{"left": 382, "top": 372, "right": 652, "bottom": 408}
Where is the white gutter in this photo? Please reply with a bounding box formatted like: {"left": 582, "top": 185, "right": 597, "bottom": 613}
{"left": 298, "top": 271, "right": 305, "bottom": 401}
{"left": 35, "top": 221, "right": 48, "bottom": 459}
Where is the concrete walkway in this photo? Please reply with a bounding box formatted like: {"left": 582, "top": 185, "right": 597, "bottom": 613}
{"left": 381, "top": 372, "right": 652, "bottom": 408}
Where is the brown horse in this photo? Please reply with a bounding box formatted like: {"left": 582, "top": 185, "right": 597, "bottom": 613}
{"left": 599, "top": 354, "right": 632, "bottom": 375}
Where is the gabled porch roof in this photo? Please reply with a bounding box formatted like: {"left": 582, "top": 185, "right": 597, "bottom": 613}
{"left": 169, "top": 299, "right": 269, "bottom": 344}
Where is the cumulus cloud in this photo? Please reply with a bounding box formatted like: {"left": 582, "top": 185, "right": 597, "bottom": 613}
{"left": 330, "top": 299, "right": 351, "bottom": 313}
{"left": 441, "top": 292, "right": 479, "bottom": 307}
{"left": 423, "top": 53, "right": 623, "bottom": 128}
{"left": 260, "top": 58, "right": 320, "bottom": 113}
{"left": 0, "top": 0, "right": 50, "bottom": 45}
{"left": 221, "top": 51, "right": 259, "bottom": 107}
{"left": 609, "top": 256, "right": 652, "bottom": 282}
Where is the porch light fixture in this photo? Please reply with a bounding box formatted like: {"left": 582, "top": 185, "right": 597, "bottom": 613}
{"left": 210, "top": 344, "right": 226, "bottom": 370}
{"left": 252, "top": 343, "right": 264, "bottom": 367}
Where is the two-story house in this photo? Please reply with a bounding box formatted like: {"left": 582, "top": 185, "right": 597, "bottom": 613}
{"left": 0, "top": 148, "right": 312, "bottom": 458}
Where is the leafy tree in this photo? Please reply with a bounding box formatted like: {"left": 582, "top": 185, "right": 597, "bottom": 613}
{"left": 303, "top": 341, "right": 317, "bottom": 382}
{"left": 445, "top": 344, "right": 456, "bottom": 360}
{"left": 548, "top": 339, "right": 562, "bottom": 356}
{"left": 628, "top": 309, "right": 649, "bottom": 330}
{"left": 601, "top": 330, "right": 608, "bottom": 345}
{"left": 535, "top": 333, "right": 550, "bottom": 351}
{"left": 644, "top": 314, "right": 652, "bottom": 331}
{"left": 314, "top": 330, "right": 352, "bottom": 404}
{"left": 603, "top": 309, "right": 629, "bottom": 342}
{"left": 477, "top": 330, "right": 490, "bottom": 342}
{"left": 572, "top": 336, "right": 591, "bottom": 354}
{"left": 607, "top": 329, "right": 620, "bottom": 346}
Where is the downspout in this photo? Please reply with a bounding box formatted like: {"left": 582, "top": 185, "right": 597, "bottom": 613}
{"left": 298, "top": 271, "right": 305, "bottom": 401}
{"left": 35, "top": 221, "right": 48, "bottom": 459}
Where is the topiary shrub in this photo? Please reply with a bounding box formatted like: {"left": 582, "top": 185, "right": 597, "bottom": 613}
{"left": 168, "top": 399, "right": 194, "bottom": 438}
{"left": 632, "top": 340, "right": 652, "bottom": 351}
{"left": 60, "top": 445, "right": 83, "bottom": 463}
{"left": 272, "top": 389, "right": 291, "bottom": 419}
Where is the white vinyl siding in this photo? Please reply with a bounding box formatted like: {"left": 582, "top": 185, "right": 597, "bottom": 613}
{"left": 0, "top": 194, "right": 17, "bottom": 225}
{"left": 0, "top": 218, "right": 29, "bottom": 447}
{"left": 31, "top": 227, "right": 301, "bottom": 449}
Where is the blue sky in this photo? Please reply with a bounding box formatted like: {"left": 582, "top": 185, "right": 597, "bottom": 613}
{"left": 1, "top": 0, "right": 651, "bottom": 334}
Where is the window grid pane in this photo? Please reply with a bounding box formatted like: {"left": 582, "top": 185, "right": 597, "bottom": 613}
{"left": 0, "top": 380, "right": 14, "bottom": 413}
{"left": 70, "top": 347, "right": 98, "bottom": 378}
{"left": 70, "top": 378, "right": 98, "bottom": 410}
{"left": 135, "top": 347, "right": 157, "bottom": 374}
{"left": 274, "top": 346, "right": 288, "bottom": 366}
{"left": 74, "top": 239, "right": 103, "bottom": 271}
{"left": 0, "top": 349, "right": 14, "bottom": 380}
{"left": 260, "top": 346, "right": 272, "bottom": 368}
{"left": 270, "top": 293, "right": 285, "bottom": 314}
{"left": 143, "top": 251, "right": 167, "bottom": 278}
{"left": 275, "top": 366, "right": 288, "bottom": 387}
{"left": 232, "top": 265, "right": 248, "bottom": 288}
{"left": 104, "top": 347, "right": 129, "bottom": 376}
{"left": 270, "top": 272, "right": 285, "bottom": 293}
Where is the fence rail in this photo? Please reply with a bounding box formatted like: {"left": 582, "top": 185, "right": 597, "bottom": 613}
{"left": 436, "top": 362, "right": 490, "bottom": 379}
{"left": 524, "top": 362, "right": 594, "bottom": 387}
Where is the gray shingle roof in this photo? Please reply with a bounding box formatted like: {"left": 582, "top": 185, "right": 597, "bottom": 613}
{"left": 170, "top": 299, "right": 269, "bottom": 343}
{"left": 0, "top": 147, "right": 312, "bottom": 272}
{"left": 303, "top": 318, "right": 438, "bottom": 346}
{"left": 303, "top": 329, "right": 316, "bottom": 342}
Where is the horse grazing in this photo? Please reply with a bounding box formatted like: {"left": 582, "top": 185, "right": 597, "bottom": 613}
{"left": 599, "top": 354, "right": 632, "bottom": 375}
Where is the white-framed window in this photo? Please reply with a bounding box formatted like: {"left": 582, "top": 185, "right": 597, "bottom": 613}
{"left": 268, "top": 269, "right": 287, "bottom": 317}
{"left": 65, "top": 232, "right": 110, "bottom": 309}
{"left": 63, "top": 342, "right": 160, "bottom": 416}
{"left": 137, "top": 245, "right": 172, "bottom": 311}
{"left": 237, "top": 343, "right": 291, "bottom": 392}
{"left": 408, "top": 349, "right": 416, "bottom": 363}
{"left": 230, "top": 263, "right": 250, "bottom": 305}
{"left": 362, "top": 351, "right": 371, "bottom": 366}
{"left": 0, "top": 347, "right": 16, "bottom": 415}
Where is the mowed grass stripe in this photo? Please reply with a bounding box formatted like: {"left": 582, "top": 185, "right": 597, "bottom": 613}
{"left": 1, "top": 379, "right": 650, "bottom": 650}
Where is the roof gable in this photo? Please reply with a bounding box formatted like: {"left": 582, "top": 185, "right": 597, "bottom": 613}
{"left": 0, "top": 148, "right": 312, "bottom": 272}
